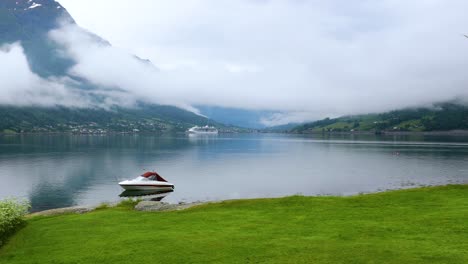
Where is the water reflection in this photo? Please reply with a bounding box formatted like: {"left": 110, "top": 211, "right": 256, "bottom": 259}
{"left": 119, "top": 190, "right": 173, "bottom": 202}
{"left": 0, "top": 133, "right": 466, "bottom": 211}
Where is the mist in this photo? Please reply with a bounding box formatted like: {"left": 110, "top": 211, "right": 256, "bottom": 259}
{"left": 5, "top": 0, "right": 468, "bottom": 125}
{"left": 0, "top": 43, "right": 91, "bottom": 107}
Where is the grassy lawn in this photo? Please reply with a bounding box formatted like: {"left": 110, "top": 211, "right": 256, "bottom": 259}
{"left": 0, "top": 185, "right": 467, "bottom": 263}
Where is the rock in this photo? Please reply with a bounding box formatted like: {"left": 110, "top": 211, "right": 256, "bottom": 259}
{"left": 28, "top": 206, "right": 95, "bottom": 217}
{"left": 27, "top": 201, "right": 209, "bottom": 216}
{"left": 134, "top": 201, "right": 178, "bottom": 212}
{"left": 134, "top": 201, "right": 205, "bottom": 212}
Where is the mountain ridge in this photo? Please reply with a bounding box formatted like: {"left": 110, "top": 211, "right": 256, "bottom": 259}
{"left": 291, "top": 102, "right": 468, "bottom": 134}
{"left": 0, "top": 105, "right": 240, "bottom": 134}
{"left": 0, "top": 0, "right": 246, "bottom": 133}
{"left": 0, "top": 0, "right": 76, "bottom": 76}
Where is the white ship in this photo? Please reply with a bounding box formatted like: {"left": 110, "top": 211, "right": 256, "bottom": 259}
{"left": 187, "top": 125, "right": 219, "bottom": 134}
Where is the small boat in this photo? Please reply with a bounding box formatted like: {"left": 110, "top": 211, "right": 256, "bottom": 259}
{"left": 118, "top": 171, "right": 174, "bottom": 191}
{"left": 187, "top": 125, "right": 218, "bottom": 134}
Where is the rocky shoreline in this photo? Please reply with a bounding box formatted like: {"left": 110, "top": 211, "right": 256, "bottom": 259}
{"left": 27, "top": 183, "right": 467, "bottom": 217}
{"left": 28, "top": 201, "right": 208, "bottom": 217}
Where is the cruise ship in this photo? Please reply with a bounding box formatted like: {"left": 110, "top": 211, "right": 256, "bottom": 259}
{"left": 187, "top": 125, "right": 219, "bottom": 134}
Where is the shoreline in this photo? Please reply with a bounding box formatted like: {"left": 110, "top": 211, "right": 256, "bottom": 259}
{"left": 28, "top": 183, "right": 467, "bottom": 217}
{"left": 3, "top": 129, "right": 468, "bottom": 136}
{"left": 6, "top": 184, "right": 467, "bottom": 263}
{"left": 294, "top": 129, "right": 468, "bottom": 136}
{"left": 0, "top": 131, "right": 246, "bottom": 136}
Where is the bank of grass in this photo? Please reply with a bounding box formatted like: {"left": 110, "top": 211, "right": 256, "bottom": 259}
{"left": 0, "top": 185, "right": 467, "bottom": 264}
{"left": 0, "top": 198, "right": 30, "bottom": 247}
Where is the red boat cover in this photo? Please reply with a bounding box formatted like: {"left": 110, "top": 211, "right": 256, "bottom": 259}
{"left": 141, "top": 171, "right": 168, "bottom": 182}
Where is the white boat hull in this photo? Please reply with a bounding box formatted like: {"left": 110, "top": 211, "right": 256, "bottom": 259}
{"left": 119, "top": 181, "right": 174, "bottom": 191}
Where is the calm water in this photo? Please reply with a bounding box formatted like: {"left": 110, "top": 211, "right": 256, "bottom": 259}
{"left": 0, "top": 133, "right": 467, "bottom": 212}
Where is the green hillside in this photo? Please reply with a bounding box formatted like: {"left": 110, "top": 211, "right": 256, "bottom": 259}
{"left": 291, "top": 103, "right": 468, "bottom": 133}
{"left": 0, "top": 1, "right": 243, "bottom": 133}
{"left": 0, "top": 105, "right": 239, "bottom": 134}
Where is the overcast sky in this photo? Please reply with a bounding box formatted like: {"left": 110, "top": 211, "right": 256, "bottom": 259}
{"left": 3, "top": 0, "right": 468, "bottom": 125}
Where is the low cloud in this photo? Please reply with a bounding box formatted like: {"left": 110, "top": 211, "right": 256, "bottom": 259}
{"left": 49, "top": 23, "right": 202, "bottom": 113}
{"left": 0, "top": 43, "right": 91, "bottom": 107}
{"left": 0, "top": 42, "right": 136, "bottom": 109}
{"left": 5, "top": 1, "right": 468, "bottom": 126}
{"left": 58, "top": 0, "right": 468, "bottom": 125}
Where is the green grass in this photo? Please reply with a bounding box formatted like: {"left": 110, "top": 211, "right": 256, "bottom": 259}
{"left": 395, "top": 119, "right": 425, "bottom": 132}
{"left": 309, "top": 122, "right": 352, "bottom": 132}
{"left": 1, "top": 129, "right": 16, "bottom": 134}
{"left": 1, "top": 185, "right": 467, "bottom": 263}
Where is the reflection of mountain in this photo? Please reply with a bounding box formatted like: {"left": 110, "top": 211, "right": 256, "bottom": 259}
{"left": 2, "top": 134, "right": 467, "bottom": 211}
{"left": 28, "top": 150, "right": 119, "bottom": 211}
{"left": 6, "top": 134, "right": 273, "bottom": 211}
{"left": 8, "top": 135, "right": 197, "bottom": 211}
{"left": 120, "top": 190, "right": 173, "bottom": 202}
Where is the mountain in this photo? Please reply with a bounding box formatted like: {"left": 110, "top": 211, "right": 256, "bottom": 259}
{"left": 196, "top": 106, "right": 277, "bottom": 129}
{"left": 0, "top": 0, "right": 278, "bottom": 131}
{"left": 0, "top": 0, "right": 243, "bottom": 133}
{"left": 0, "top": 105, "right": 233, "bottom": 134}
{"left": 261, "top": 123, "right": 302, "bottom": 133}
{"left": 291, "top": 103, "right": 468, "bottom": 134}
{"left": 0, "top": 0, "right": 77, "bottom": 77}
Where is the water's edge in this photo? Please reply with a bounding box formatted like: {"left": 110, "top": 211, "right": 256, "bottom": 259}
{"left": 28, "top": 184, "right": 466, "bottom": 217}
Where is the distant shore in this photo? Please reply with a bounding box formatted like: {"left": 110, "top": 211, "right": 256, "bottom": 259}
{"left": 0, "top": 130, "right": 247, "bottom": 136}
{"left": 294, "top": 129, "right": 468, "bottom": 136}
{"left": 3, "top": 129, "right": 468, "bottom": 136}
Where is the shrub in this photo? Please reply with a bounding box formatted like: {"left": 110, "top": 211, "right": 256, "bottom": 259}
{"left": 95, "top": 203, "right": 110, "bottom": 210}
{"left": 0, "top": 198, "right": 30, "bottom": 246}
{"left": 117, "top": 198, "right": 141, "bottom": 209}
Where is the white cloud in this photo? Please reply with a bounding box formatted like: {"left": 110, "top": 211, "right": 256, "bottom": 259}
{"left": 0, "top": 43, "right": 91, "bottom": 107}
{"left": 0, "top": 42, "right": 138, "bottom": 109}
{"left": 225, "top": 64, "right": 261, "bottom": 74}
{"left": 6, "top": 0, "right": 468, "bottom": 125}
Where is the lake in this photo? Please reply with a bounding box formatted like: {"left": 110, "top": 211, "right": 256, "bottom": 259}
{"left": 0, "top": 133, "right": 467, "bottom": 212}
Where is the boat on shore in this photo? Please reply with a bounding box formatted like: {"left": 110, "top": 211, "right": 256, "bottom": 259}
{"left": 118, "top": 171, "right": 174, "bottom": 191}
{"left": 187, "top": 125, "right": 218, "bottom": 134}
